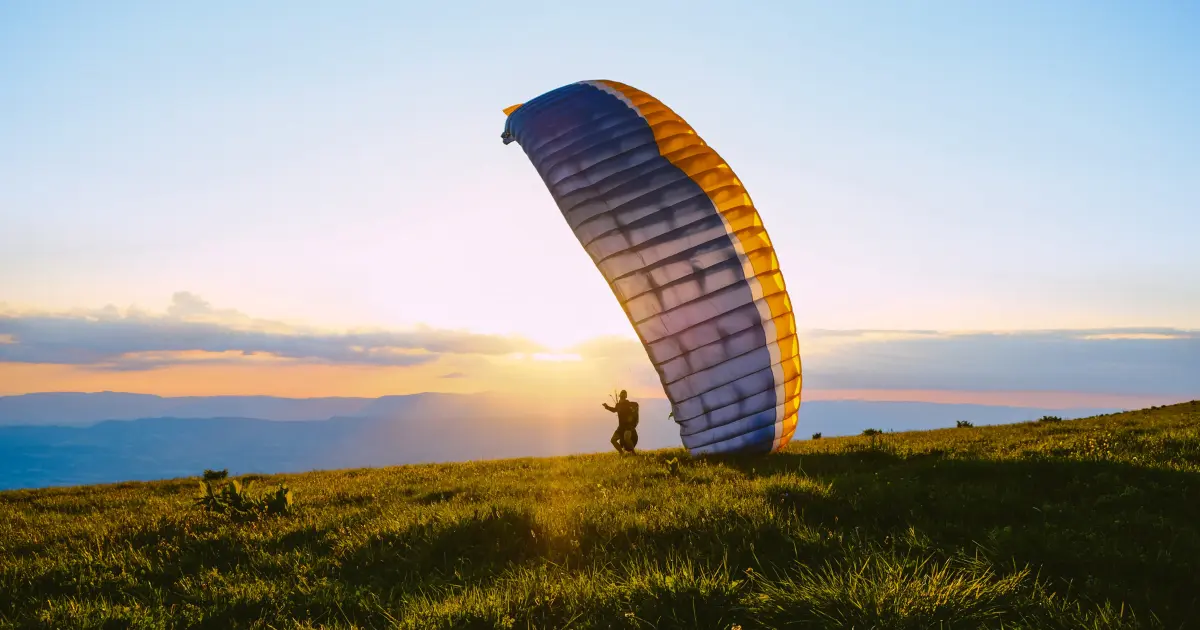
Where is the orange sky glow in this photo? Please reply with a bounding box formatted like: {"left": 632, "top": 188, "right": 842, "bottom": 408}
{"left": 0, "top": 361, "right": 1186, "bottom": 411}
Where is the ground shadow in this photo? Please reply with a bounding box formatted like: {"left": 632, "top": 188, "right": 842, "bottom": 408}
{"left": 337, "top": 505, "right": 548, "bottom": 590}
{"left": 705, "top": 446, "right": 1200, "bottom": 627}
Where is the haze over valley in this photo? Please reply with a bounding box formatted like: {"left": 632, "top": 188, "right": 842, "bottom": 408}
{"left": 1, "top": 391, "right": 1128, "bottom": 490}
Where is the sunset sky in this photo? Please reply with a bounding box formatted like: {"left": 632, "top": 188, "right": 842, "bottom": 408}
{"left": 2, "top": 2, "right": 1197, "bottom": 409}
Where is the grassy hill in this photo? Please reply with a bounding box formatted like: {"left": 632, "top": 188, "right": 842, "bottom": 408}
{"left": 1, "top": 402, "right": 1198, "bottom": 629}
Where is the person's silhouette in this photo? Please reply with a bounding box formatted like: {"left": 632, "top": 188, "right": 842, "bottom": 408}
{"left": 602, "top": 390, "right": 639, "bottom": 453}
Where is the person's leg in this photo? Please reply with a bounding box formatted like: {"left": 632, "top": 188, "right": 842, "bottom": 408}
{"left": 624, "top": 427, "right": 639, "bottom": 453}
{"left": 611, "top": 427, "right": 624, "bottom": 453}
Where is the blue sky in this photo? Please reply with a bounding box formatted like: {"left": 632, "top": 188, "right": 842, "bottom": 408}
{"left": 1, "top": 1, "right": 1198, "bottom": 402}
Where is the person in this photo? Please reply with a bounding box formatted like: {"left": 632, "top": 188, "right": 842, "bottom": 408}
{"left": 602, "top": 390, "right": 639, "bottom": 454}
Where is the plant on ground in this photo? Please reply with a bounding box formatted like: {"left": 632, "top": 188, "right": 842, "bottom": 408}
{"left": 195, "top": 475, "right": 293, "bottom": 520}
{"left": 202, "top": 468, "right": 229, "bottom": 481}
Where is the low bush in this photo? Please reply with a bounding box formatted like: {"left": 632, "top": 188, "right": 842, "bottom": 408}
{"left": 195, "top": 475, "right": 293, "bottom": 520}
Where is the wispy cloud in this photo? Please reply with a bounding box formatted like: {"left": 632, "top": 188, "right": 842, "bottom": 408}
{"left": 554, "top": 328, "right": 1199, "bottom": 397}
{"left": 802, "top": 328, "right": 1199, "bottom": 396}
{"left": 0, "top": 292, "right": 545, "bottom": 371}
{"left": 2, "top": 294, "right": 1197, "bottom": 401}
{"left": 534, "top": 328, "right": 1200, "bottom": 400}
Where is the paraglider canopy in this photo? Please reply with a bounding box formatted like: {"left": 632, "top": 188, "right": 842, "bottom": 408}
{"left": 500, "top": 80, "right": 802, "bottom": 456}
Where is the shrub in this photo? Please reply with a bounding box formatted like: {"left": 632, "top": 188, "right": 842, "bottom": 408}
{"left": 1038, "top": 415, "right": 1064, "bottom": 423}
{"left": 202, "top": 468, "right": 229, "bottom": 481}
{"left": 811, "top": 432, "right": 822, "bottom": 440}
{"left": 195, "top": 475, "right": 293, "bottom": 520}
{"left": 862, "top": 428, "right": 882, "bottom": 437}
{"left": 665, "top": 457, "right": 681, "bottom": 476}
{"left": 956, "top": 420, "right": 974, "bottom": 428}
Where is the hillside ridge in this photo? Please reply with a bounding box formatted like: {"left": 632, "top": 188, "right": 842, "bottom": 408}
{"left": 1, "top": 401, "right": 1197, "bottom": 628}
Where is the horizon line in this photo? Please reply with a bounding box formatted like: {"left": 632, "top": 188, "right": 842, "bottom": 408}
{"left": 3, "top": 388, "right": 1194, "bottom": 411}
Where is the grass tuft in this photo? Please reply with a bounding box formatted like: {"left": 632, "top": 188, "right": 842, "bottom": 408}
{"left": 194, "top": 475, "right": 294, "bottom": 521}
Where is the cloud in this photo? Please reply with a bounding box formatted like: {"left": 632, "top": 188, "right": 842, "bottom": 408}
{"left": 544, "top": 328, "right": 1200, "bottom": 398}
{"left": 566, "top": 335, "right": 652, "bottom": 362}
{"left": 2, "top": 293, "right": 1197, "bottom": 400}
{"left": 0, "top": 293, "right": 545, "bottom": 371}
{"left": 165, "top": 291, "right": 240, "bottom": 320}
{"left": 564, "top": 335, "right": 661, "bottom": 388}
{"left": 801, "top": 328, "right": 1200, "bottom": 396}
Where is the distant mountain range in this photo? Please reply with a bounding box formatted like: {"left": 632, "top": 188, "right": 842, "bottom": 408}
{"left": 0, "top": 391, "right": 481, "bottom": 426}
{"left": 0, "top": 392, "right": 1122, "bottom": 491}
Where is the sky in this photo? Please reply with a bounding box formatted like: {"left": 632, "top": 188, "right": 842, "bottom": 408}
{"left": 2, "top": 1, "right": 1198, "bottom": 407}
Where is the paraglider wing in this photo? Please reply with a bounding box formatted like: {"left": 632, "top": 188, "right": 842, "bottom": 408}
{"left": 501, "top": 80, "right": 802, "bottom": 455}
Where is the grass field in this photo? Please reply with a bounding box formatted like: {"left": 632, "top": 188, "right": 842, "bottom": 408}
{"left": 1, "top": 401, "right": 1198, "bottom": 629}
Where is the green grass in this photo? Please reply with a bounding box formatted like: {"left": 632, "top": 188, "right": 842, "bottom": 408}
{"left": 2, "top": 401, "right": 1199, "bottom": 629}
